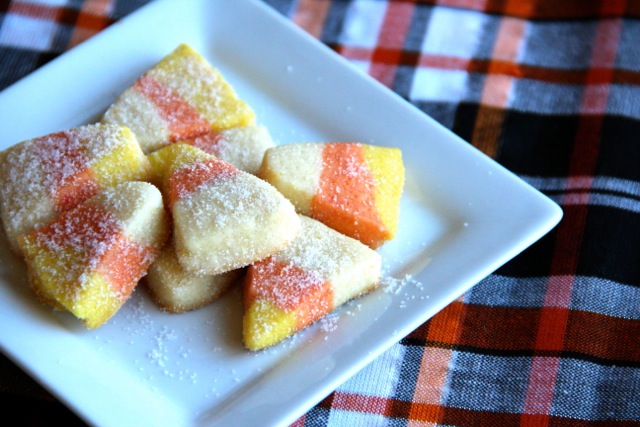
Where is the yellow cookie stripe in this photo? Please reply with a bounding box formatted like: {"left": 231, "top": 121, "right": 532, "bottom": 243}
{"left": 150, "top": 44, "right": 255, "bottom": 131}
{"left": 363, "top": 145, "right": 405, "bottom": 240}
{"left": 19, "top": 235, "right": 79, "bottom": 308}
{"left": 243, "top": 299, "right": 297, "bottom": 351}
{"left": 92, "top": 127, "right": 151, "bottom": 187}
{"left": 18, "top": 236, "right": 120, "bottom": 328}
{"left": 147, "top": 143, "right": 213, "bottom": 189}
{"left": 70, "top": 272, "right": 122, "bottom": 329}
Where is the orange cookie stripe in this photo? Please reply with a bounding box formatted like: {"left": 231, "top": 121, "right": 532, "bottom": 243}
{"left": 245, "top": 259, "right": 333, "bottom": 329}
{"left": 134, "top": 73, "right": 210, "bottom": 142}
{"left": 32, "top": 130, "right": 100, "bottom": 212}
{"left": 54, "top": 169, "right": 100, "bottom": 213}
{"left": 95, "top": 234, "right": 157, "bottom": 297}
{"left": 29, "top": 203, "right": 156, "bottom": 298}
{"left": 167, "top": 158, "right": 239, "bottom": 207}
{"left": 311, "top": 142, "right": 386, "bottom": 248}
{"left": 32, "top": 203, "right": 120, "bottom": 258}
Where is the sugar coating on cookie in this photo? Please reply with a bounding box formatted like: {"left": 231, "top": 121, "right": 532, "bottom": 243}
{"left": 146, "top": 140, "right": 212, "bottom": 190}
{"left": 146, "top": 240, "right": 243, "bottom": 313}
{"left": 243, "top": 215, "right": 381, "bottom": 351}
{"left": 0, "top": 124, "right": 150, "bottom": 255}
{"left": 149, "top": 143, "right": 300, "bottom": 275}
{"left": 259, "top": 142, "right": 404, "bottom": 248}
{"left": 17, "top": 182, "right": 170, "bottom": 329}
{"left": 183, "top": 125, "right": 274, "bottom": 175}
{"left": 102, "top": 43, "right": 255, "bottom": 154}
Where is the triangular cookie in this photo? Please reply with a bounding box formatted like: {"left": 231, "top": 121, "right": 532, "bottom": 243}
{"left": 259, "top": 142, "right": 404, "bottom": 248}
{"left": 145, "top": 240, "right": 242, "bottom": 313}
{"left": 102, "top": 44, "right": 255, "bottom": 154}
{"left": 150, "top": 143, "right": 299, "bottom": 275}
{"left": 18, "top": 182, "right": 169, "bottom": 328}
{"left": 0, "top": 124, "right": 150, "bottom": 255}
{"left": 243, "top": 215, "right": 381, "bottom": 350}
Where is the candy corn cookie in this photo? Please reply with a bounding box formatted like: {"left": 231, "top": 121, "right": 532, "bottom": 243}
{"left": 17, "top": 182, "right": 169, "bottom": 328}
{"left": 259, "top": 142, "right": 404, "bottom": 248}
{"left": 243, "top": 215, "right": 381, "bottom": 351}
{"left": 0, "top": 124, "right": 150, "bottom": 254}
{"left": 149, "top": 143, "right": 299, "bottom": 275}
{"left": 145, "top": 241, "right": 243, "bottom": 313}
{"left": 102, "top": 44, "right": 255, "bottom": 154}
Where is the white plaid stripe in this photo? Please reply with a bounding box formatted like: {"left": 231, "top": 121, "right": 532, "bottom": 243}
{"left": 337, "top": 342, "right": 406, "bottom": 397}
{"left": 0, "top": 13, "right": 61, "bottom": 51}
{"left": 339, "top": 0, "right": 387, "bottom": 49}
{"left": 468, "top": 275, "right": 640, "bottom": 320}
{"left": 421, "top": 7, "right": 488, "bottom": 58}
{"left": 522, "top": 175, "right": 640, "bottom": 195}
{"left": 520, "top": 20, "right": 598, "bottom": 70}
{"left": 446, "top": 351, "right": 532, "bottom": 413}
{"left": 607, "top": 84, "right": 640, "bottom": 119}
{"left": 465, "top": 275, "right": 548, "bottom": 308}
{"left": 616, "top": 20, "right": 640, "bottom": 71}
{"left": 546, "top": 192, "right": 640, "bottom": 213}
{"left": 553, "top": 359, "right": 640, "bottom": 421}
{"left": 410, "top": 68, "right": 469, "bottom": 102}
{"left": 326, "top": 410, "right": 388, "bottom": 427}
{"left": 511, "top": 80, "right": 584, "bottom": 115}
{"left": 570, "top": 276, "right": 640, "bottom": 320}
{"left": 14, "top": 0, "right": 68, "bottom": 6}
{"left": 523, "top": 175, "right": 640, "bottom": 212}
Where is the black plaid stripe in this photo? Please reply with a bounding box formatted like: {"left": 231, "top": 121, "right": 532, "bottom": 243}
{"left": 578, "top": 205, "right": 640, "bottom": 287}
{"left": 598, "top": 115, "right": 640, "bottom": 181}
{"left": 110, "top": 0, "right": 150, "bottom": 20}
{"left": 262, "top": 0, "right": 298, "bottom": 17}
{"left": 498, "top": 112, "right": 579, "bottom": 177}
{"left": 318, "top": 0, "right": 351, "bottom": 45}
{"left": 0, "top": 46, "right": 55, "bottom": 89}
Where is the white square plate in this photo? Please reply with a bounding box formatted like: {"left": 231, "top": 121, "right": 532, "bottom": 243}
{"left": 0, "top": 0, "right": 562, "bottom": 426}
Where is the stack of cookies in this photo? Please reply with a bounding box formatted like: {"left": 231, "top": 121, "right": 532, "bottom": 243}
{"left": 0, "top": 44, "right": 405, "bottom": 350}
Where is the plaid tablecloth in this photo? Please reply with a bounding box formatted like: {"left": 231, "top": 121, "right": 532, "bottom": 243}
{"left": 1, "top": 0, "right": 639, "bottom": 426}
